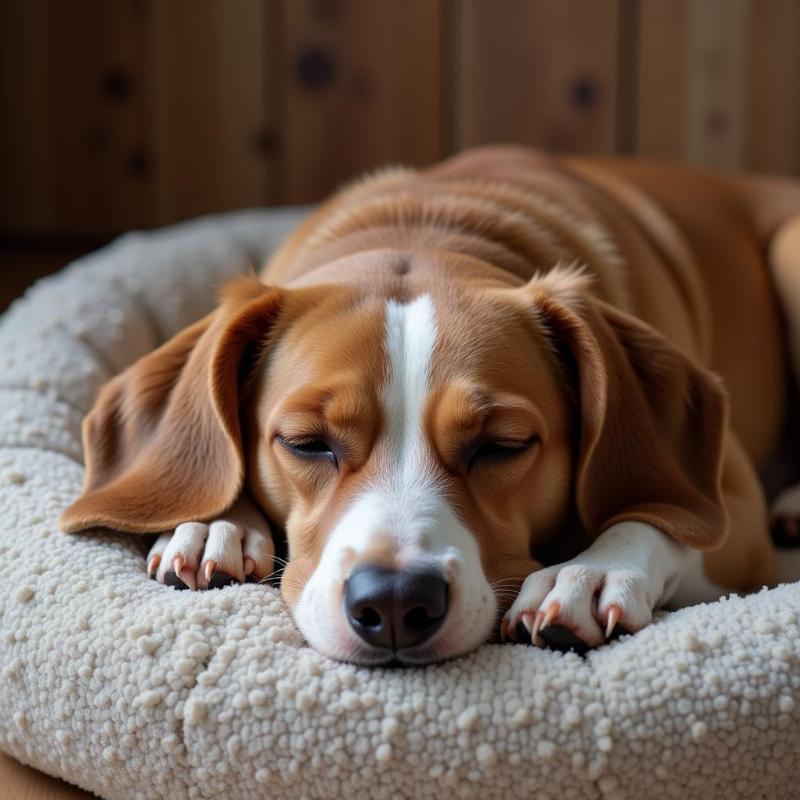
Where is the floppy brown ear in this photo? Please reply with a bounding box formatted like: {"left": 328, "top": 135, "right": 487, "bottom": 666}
{"left": 529, "top": 269, "right": 728, "bottom": 550}
{"left": 60, "top": 277, "right": 282, "bottom": 534}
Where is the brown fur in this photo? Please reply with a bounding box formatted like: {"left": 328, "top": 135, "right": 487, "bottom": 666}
{"left": 62, "top": 145, "right": 800, "bottom": 604}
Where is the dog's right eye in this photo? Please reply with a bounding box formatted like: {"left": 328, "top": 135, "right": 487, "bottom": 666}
{"left": 465, "top": 434, "right": 540, "bottom": 472}
{"left": 276, "top": 435, "right": 338, "bottom": 467}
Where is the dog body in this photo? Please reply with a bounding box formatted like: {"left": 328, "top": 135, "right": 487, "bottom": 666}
{"left": 62, "top": 146, "right": 800, "bottom": 663}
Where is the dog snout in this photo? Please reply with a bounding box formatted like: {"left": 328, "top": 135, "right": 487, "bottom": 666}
{"left": 344, "top": 565, "right": 449, "bottom": 651}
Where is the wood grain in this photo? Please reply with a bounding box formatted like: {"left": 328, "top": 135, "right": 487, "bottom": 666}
{"left": 684, "top": 0, "right": 749, "bottom": 170}
{"left": 453, "top": 0, "right": 621, "bottom": 154}
{"left": 51, "top": 0, "right": 155, "bottom": 234}
{"left": 0, "top": 0, "right": 58, "bottom": 235}
{"left": 280, "top": 0, "right": 444, "bottom": 204}
{"left": 0, "top": 752, "right": 94, "bottom": 800}
{"left": 150, "top": 0, "right": 276, "bottom": 223}
{"left": 637, "top": 0, "right": 751, "bottom": 171}
{"left": 3, "top": 0, "right": 800, "bottom": 240}
{"left": 635, "top": 0, "right": 692, "bottom": 160}
{"left": 747, "top": 0, "right": 800, "bottom": 175}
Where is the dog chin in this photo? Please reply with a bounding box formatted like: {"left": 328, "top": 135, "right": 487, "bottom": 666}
{"left": 316, "top": 636, "right": 487, "bottom": 667}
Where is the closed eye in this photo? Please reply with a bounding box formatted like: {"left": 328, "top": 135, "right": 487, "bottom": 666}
{"left": 467, "top": 435, "right": 540, "bottom": 472}
{"left": 276, "top": 435, "right": 338, "bottom": 467}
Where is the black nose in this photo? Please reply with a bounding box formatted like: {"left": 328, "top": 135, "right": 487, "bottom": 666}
{"left": 344, "top": 565, "right": 449, "bottom": 651}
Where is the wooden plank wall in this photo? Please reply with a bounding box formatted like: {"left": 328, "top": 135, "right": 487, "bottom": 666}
{"left": 453, "top": 0, "right": 622, "bottom": 154}
{"left": 1, "top": 0, "right": 799, "bottom": 239}
{"left": 281, "top": 0, "right": 443, "bottom": 204}
{"left": 151, "top": 0, "right": 278, "bottom": 222}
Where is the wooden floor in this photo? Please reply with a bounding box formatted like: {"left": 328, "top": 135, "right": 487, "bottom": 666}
{"left": 0, "top": 753, "right": 94, "bottom": 799}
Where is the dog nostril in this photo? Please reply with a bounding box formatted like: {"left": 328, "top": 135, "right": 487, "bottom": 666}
{"left": 344, "top": 565, "right": 397, "bottom": 651}
{"left": 355, "top": 606, "right": 382, "bottom": 628}
{"left": 404, "top": 605, "right": 438, "bottom": 631}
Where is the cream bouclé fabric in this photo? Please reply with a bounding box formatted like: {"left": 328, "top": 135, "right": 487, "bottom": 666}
{"left": 1, "top": 209, "right": 799, "bottom": 800}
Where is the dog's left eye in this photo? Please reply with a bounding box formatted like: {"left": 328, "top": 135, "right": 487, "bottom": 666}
{"left": 277, "top": 436, "right": 338, "bottom": 467}
{"left": 467, "top": 435, "right": 540, "bottom": 471}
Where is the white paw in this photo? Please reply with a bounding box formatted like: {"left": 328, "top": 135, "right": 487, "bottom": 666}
{"left": 503, "top": 561, "right": 654, "bottom": 649}
{"left": 146, "top": 499, "right": 274, "bottom": 590}
{"left": 502, "top": 522, "right": 688, "bottom": 650}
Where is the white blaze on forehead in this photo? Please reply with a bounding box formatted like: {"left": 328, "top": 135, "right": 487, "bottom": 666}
{"left": 382, "top": 294, "right": 438, "bottom": 479}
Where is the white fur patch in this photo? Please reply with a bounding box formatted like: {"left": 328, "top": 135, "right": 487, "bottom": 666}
{"left": 382, "top": 295, "right": 437, "bottom": 479}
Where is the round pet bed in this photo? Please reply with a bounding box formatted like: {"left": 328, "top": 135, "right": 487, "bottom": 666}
{"left": 0, "top": 208, "right": 799, "bottom": 800}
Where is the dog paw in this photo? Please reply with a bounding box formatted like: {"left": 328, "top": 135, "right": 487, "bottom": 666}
{"left": 145, "top": 502, "right": 274, "bottom": 590}
{"left": 502, "top": 561, "right": 655, "bottom": 651}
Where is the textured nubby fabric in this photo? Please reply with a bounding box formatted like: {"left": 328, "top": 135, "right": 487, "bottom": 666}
{"left": 0, "top": 209, "right": 798, "bottom": 800}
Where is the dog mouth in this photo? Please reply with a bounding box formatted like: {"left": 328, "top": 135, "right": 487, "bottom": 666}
{"left": 332, "top": 642, "right": 452, "bottom": 667}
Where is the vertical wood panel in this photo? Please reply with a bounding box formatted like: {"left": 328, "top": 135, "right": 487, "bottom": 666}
{"left": 151, "top": 0, "right": 276, "bottom": 224}
{"left": 637, "top": 0, "right": 749, "bottom": 170}
{"left": 747, "top": 0, "right": 800, "bottom": 175}
{"left": 635, "top": 0, "right": 691, "bottom": 160}
{"left": 150, "top": 0, "right": 216, "bottom": 224}
{"left": 684, "top": 0, "right": 748, "bottom": 170}
{"left": 453, "top": 0, "right": 621, "bottom": 154}
{"left": 214, "top": 0, "right": 280, "bottom": 209}
{"left": 281, "top": 0, "right": 444, "bottom": 204}
{"left": 0, "top": 0, "right": 58, "bottom": 234}
{"left": 4, "top": 0, "right": 800, "bottom": 242}
{"left": 1, "top": 0, "right": 155, "bottom": 236}
{"left": 51, "top": 0, "right": 155, "bottom": 234}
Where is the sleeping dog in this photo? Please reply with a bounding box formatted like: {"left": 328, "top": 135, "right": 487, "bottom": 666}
{"left": 61, "top": 146, "right": 800, "bottom": 665}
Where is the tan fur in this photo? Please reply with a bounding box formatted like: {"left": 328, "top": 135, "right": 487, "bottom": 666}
{"left": 62, "top": 145, "right": 800, "bottom": 605}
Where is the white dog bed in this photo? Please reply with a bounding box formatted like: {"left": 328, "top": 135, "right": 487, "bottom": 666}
{"left": 1, "top": 209, "right": 799, "bottom": 800}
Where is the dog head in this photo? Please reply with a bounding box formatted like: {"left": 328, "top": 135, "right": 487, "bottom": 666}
{"left": 61, "top": 255, "right": 726, "bottom": 664}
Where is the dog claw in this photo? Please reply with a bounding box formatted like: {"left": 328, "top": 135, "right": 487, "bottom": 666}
{"left": 520, "top": 611, "right": 535, "bottom": 635}
{"left": 147, "top": 555, "right": 160, "bottom": 578}
{"left": 520, "top": 611, "right": 546, "bottom": 647}
{"left": 605, "top": 604, "right": 621, "bottom": 639}
{"left": 172, "top": 556, "right": 195, "bottom": 590}
{"left": 531, "top": 612, "right": 547, "bottom": 647}
{"left": 204, "top": 560, "right": 216, "bottom": 583}
{"left": 244, "top": 557, "right": 255, "bottom": 577}
{"left": 539, "top": 603, "right": 559, "bottom": 632}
